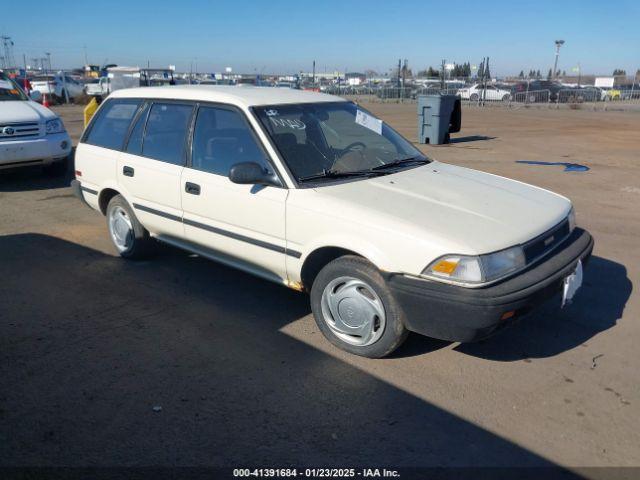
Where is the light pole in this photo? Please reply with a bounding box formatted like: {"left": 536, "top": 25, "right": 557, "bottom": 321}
{"left": 553, "top": 40, "right": 564, "bottom": 79}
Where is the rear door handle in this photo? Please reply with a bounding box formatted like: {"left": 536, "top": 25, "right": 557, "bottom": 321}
{"left": 185, "top": 182, "right": 201, "bottom": 195}
{"left": 123, "top": 166, "right": 134, "bottom": 177}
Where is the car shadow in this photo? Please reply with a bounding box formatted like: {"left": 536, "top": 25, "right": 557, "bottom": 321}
{"left": 0, "top": 233, "right": 574, "bottom": 471}
{"left": 0, "top": 148, "right": 75, "bottom": 192}
{"left": 449, "top": 135, "right": 496, "bottom": 144}
{"left": 455, "top": 256, "right": 631, "bottom": 361}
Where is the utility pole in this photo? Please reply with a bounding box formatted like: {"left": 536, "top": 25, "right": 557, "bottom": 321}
{"left": 397, "top": 58, "right": 402, "bottom": 89}
{"left": 312, "top": 60, "right": 316, "bottom": 86}
{"left": 552, "top": 40, "right": 564, "bottom": 79}
{"left": 83, "top": 45, "right": 88, "bottom": 65}
{"left": 440, "top": 59, "right": 446, "bottom": 89}
{"left": 482, "top": 57, "right": 490, "bottom": 106}
{"left": 45, "top": 52, "right": 51, "bottom": 73}
{"left": 1, "top": 35, "right": 16, "bottom": 70}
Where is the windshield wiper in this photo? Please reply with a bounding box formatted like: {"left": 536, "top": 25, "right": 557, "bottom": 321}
{"left": 371, "top": 156, "right": 431, "bottom": 171}
{"left": 298, "top": 168, "right": 385, "bottom": 182}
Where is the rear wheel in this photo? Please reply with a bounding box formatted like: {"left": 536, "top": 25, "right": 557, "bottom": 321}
{"left": 310, "top": 255, "right": 408, "bottom": 358}
{"left": 106, "top": 195, "right": 154, "bottom": 259}
{"left": 502, "top": 94, "right": 511, "bottom": 101}
{"left": 470, "top": 93, "right": 479, "bottom": 102}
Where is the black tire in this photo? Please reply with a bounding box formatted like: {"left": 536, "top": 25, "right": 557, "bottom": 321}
{"left": 502, "top": 94, "right": 511, "bottom": 101}
{"left": 106, "top": 195, "right": 155, "bottom": 259}
{"left": 310, "top": 255, "right": 408, "bottom": 358}
{"left": 43, "top": 156, "right": 68, "bottom": 176}
{"left": 470, "top": 93, "right": 479, "bottom": 102}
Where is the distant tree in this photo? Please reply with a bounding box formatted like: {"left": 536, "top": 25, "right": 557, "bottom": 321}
{"left": 547, "top": 68, "right": 552, "bottom": 79}
{"left": 426, "top": 66, "right": 439, "bottom": 77}
{"left": 562, "top": 70, "right": 566, "bottom": 76}
{"left": 519, "top": 70, "right": 524, "bottom": 78}
{"left": 536, "top": 69, "right": 541, "bottom": 78}
{"left": 613, "top": 69, "right": 626, "bottom": 76}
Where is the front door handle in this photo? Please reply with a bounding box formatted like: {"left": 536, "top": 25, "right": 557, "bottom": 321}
{"left": 185, "top": 182, "right": 201, "bottom": 195}
{"left": 123, "top": 166, "right": 134, "bottom": 177}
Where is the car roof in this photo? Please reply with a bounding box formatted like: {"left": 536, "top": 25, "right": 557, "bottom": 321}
{"left": 109, "top": 85, "right": 346, "bottom": 108}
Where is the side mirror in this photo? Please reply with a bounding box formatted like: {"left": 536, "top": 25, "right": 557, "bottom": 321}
{"left": 229, "top": 162, "right": 281, "bottom": 187}
{"left": 29, "top": 90, "right": 42, "bottom": 102}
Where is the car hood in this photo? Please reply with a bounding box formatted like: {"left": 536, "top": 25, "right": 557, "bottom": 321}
{"left": 0, "top": 100, "right": 56, "bottom": 124}
{"left": 314, "top": 161, "right": 571, "bottom": 255}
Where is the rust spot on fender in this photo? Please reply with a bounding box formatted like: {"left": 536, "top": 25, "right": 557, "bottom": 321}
{"left": 286, "top": 280, "right": 305, "bottom": 292}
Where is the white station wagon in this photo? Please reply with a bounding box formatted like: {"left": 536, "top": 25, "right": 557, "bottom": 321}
{"left": 72, "top": 86, "right": 593, "bottom": 358}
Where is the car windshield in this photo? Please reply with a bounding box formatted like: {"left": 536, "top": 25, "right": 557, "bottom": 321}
{"left": 0, "top": 74, "right": 28, "bottom": 101}
{"left": 254, "top": 101, "right": 430, "bottom": 184}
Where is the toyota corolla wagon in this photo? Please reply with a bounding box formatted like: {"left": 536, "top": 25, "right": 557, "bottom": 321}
{"left": 72, "top": 86, "right": 593, "bottom": 358}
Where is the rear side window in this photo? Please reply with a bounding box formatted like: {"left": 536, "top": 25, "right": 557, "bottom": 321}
{"left": 85, "top": 99, "right": 141, "bottom": 150}
{"left": 125, "top": 103, "right": 150, "bottom": 155}
{"left": 142, "top": 103, "right": 193, "bottom": 165}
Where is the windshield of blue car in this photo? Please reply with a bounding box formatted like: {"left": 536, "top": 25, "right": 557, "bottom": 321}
{"left": 0, "top": 74, "right": 28, "bottom": 101}
{"left": 254, "top": 101, "right": 430, "bottom": 183}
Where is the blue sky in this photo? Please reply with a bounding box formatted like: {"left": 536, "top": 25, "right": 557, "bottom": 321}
{"left": 2, "top": 0, "right": 638, "bottom": 76}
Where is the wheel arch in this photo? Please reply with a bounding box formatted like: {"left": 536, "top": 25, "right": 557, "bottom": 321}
{"left": 98, "top": 188, "right": 120, "bottom": 215}
{"left": 300, "top": 246, "right": 369, "bottom": 292}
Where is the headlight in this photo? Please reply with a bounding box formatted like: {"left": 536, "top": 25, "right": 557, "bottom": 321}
{"left": 45, "top": 118, "right": 65, "bottom": 134}
{"left": 423, "top": 245, "right": 525, "bottom": 286}
{"left": 568, "top": 207, "right": 576, "bottom": 232}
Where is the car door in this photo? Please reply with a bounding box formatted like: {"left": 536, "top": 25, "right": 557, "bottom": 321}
{"left": 118, "top": 101, "right": 194, "bottom": 238}
{"left": 180, "top": 104, "right": 288, "bottom": 283}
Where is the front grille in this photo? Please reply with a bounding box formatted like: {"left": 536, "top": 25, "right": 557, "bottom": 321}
{"left": 0, "top": 122, "right": 41, "bottom": 141}
{"left": 522, "top": 219, "right": 570, "bottom": 264}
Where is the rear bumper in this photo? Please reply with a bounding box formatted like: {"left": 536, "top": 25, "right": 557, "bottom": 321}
{"left": 0, "top": 133, "right": 72, "bottom": 169}
{"left": 386, "top": 228, "right": 594, "bottom": 342}
{"left": 70, "top": 179, "right": 96, "bottom": 208}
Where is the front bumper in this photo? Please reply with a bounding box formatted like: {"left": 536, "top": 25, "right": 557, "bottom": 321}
{"left": 0, "top": 132, "right": 72, "bottom": 169}
{"left": 386, "top": 228, "right": 594, "bottom": 342}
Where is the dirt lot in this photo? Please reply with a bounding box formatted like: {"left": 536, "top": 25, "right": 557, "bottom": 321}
{"left": 1, "top": 103, "right": 638, "bottom": 473}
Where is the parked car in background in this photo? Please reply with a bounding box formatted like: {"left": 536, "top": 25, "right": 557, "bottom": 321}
{"left": 0, "top": 71, "right": 72, "bottom": 174}
{"left": 458, "top": 83, "right": 512, "bottom": 101}
{"left": 511, "top": 80, "right": 563, "bottom": 102}
{"left": 30, "top": 73, "right": 84, "bottom": 103}
{"left": 84, "top": 67, "right": 141, "bottom": 97}
{"left": 72, "top": 85, "right": 592, "bottom": 358}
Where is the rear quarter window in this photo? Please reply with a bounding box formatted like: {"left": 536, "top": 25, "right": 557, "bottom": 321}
{"left": 84, "top": 99, "right": 141, "bottom": 150}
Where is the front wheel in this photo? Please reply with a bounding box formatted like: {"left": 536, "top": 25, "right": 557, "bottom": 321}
{"left": 106, "top": 195, "right": 154, "bottom": 259}
{"left": 470, "top": 93, "right": 479, "bottom": 102}
{"left": 310, "top": 255, "right": 408, "bottom": 358}
{"left": 502, "top": 94, "right": 511, "bottom": 101}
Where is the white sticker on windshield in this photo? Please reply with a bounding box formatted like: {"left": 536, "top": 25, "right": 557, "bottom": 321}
{"left": 0, "top": 80, "right": 14, "bottom": 89}
{"left": 269, "top": 117, "right": 306, "bottom": 130}
{"left": 355, "top": 110, "right": 382, "bottom": 135}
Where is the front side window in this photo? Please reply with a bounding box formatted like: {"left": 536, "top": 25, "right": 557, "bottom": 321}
{"left": 142, "top": 103, "right": 193, "bottom": 165}
{"left": 191, "top": 106, "right": 267, "bottom": 176}
{"left": 254, "top": 102, "right": 428, "bottom": 183}
{"left": 84, "top": 99, "right": 141, "bottom": 150}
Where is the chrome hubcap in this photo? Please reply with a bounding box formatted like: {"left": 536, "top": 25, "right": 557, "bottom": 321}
{"left": 320, "top": 276, "right": 386, "bottom": 347}
{"left": 108, "top": 206, "right": 133, "bottom": 252}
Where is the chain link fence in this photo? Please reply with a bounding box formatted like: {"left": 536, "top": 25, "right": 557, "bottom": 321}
{"left": 328, "top": 84, "right": 640, "bottom": 107}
